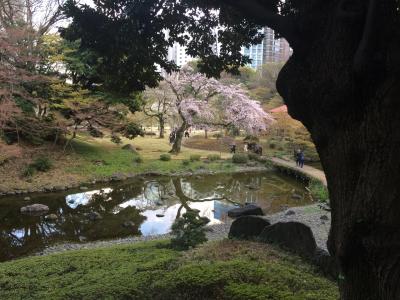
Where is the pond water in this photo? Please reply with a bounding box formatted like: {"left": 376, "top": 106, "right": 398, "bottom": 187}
{"left": 0, "top": 171, "right": 311, "bottom": 261}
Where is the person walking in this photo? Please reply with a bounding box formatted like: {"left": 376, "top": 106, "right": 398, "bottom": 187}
{"left": 230, "top": 144, "right": 236, "bottom": 154}
{"left": 243, "top": 143, "right": 248, "bottom": 153}
{"left": 295, "top": 149, "right": 301, "bottom": 166}
{"left": 299, "top": 150, "right": 305, "bottom": 168}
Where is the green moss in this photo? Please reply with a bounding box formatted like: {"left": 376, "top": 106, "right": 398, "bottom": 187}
{"left": 0, "top": 240, "right": 339, "bottom": 300}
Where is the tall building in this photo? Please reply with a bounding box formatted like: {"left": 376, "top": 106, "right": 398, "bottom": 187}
{"left": 167, "top": 43, "right": 194, "bottom": 67}
{"left": 242, "top": 27, "right": 292, "bottom": 69}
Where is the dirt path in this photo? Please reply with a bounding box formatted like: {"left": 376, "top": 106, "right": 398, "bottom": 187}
{"left": 270, "top": 157, "right": 327, "bottom": 186}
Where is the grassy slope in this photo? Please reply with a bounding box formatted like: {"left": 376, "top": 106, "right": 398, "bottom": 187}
{"left": 0, "top": 134, "right": 236, "bottom": 192}
{"left": 0, "top": 240, "right": 338, "bottom": 300}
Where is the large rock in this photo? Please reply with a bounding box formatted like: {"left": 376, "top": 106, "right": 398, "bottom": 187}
{"left": 312, "top": 248, "right": 339, "bottom": 278}
{"left": 227, "top": 204, "right": 264, "bottom": 218}
{"left": 229, "top": 216, "right": 271, "bottom": 239}
{"left": 20, "top": 204, "right": 49, "bottom": 216}
{"left": 259, "top": 222, "right": 317, "bottom": 258}
{"left": 122, "top": 144, "right": 137, "bottom": 153}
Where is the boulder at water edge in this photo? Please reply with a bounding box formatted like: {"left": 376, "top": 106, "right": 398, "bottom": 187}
{"left": 20, "top": 204, "right": 49, "bottom": 215}
{"left": 227, "top": 204, "right": 264, "bottom": 218}
{"left": 259, "top": 222, "right": 317, "bottom": 258}
{"left": 229, "top": 216, "right": 271, "bottom": 239}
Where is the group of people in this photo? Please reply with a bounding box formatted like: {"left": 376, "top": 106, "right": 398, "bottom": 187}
{"left": 295, "top": 149, "right": 305, "bottom": 168}
{"left": 169, "top": 128, "right": 190, "bottom": 144}
{"left": 230, "top": 142, "right": 262, "bottom": 156}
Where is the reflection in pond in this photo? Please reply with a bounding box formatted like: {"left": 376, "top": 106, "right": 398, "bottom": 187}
{"left": 0, "top": 171, "right": 311, "bottom": 261}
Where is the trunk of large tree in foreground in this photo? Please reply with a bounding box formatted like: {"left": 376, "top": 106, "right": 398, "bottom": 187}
{"left": 272, "top": 0, "right": 400, "bottom": 296}
{"left": 282, "top": 73, "right": 400, "bottom": 298}
{"left": 170, "top": 122, "right": 188, "bottom": 154}
{"left": 321, "top": 83, "right": 400, "bottom": 299}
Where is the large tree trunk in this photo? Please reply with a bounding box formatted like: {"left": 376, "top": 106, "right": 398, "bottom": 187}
{"left": 304, "top": 82, "right": 400, "bottom": 299}
{"left": 158, "top": 117, "right": 165, "bottom": 139}
{"left": 170, "top": 122, "right": 188, "bottom": 154}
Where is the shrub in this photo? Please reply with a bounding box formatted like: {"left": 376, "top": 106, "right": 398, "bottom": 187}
{"left": 232, "top": 153, "right": 248, "bottom": 164}
{"left": 133, "top": 156, "right": 143, "bottom": 164}
{"left": 88, "top": 126, "right": 104, "bottom": 138}
{"left": 160, "top": 154, "right": 171, "bottom": 161}
{"left": 212, "top": 133, "right": 223, "bottom": 139}
{"left": 122, "top": 122, "right": 145, "bottom": 140}
{"left": 170, "top": 210, "right": 210, "bottom": 250}
{"left": 22, "top": 165, "right": 36, "bottom": 177}
{"left": 31, "top": 156, "right": 52, "bottom": 172}
{"left": 269, "top": 143, "right": 276, "bottom": 149}
{"left": 182, "top": 159, "right": 190, "bottom": 166}
{"left": 207, "top": 154, "right": 221, "bottom": 161}
{"left": 243, "top": 135, "right": 259, "bottom": 143}
{"left": 309, "top": 180, "right": 329, "bottom": 204}
{"left": 248, "top": 153, "right": 259, "bottom": 161}
{"left": 111, "top": 134, "right": 122, "bottom": 145}
{"left": 190, "top": 154, "right": 201, "bottom": 162}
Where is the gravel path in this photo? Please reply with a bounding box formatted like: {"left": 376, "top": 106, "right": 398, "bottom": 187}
{"left": 37, "top": 204, "right": 330, "bottom": 256}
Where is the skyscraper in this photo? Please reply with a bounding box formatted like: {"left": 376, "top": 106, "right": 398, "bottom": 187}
{"left": 242, "top": 27, "right": 292, "bottom": 69}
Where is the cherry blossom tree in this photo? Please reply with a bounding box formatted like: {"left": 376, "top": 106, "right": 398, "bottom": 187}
{"left": 165, "top": 68, "right": 274, "bottom": 154}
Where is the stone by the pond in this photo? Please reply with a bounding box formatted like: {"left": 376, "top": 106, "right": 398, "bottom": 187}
{"left": 45, "top": 214, "right": 58, "bottom": 221}
{"left": 23, "top": 196, "right": 31, "bottom": 201}
{"left": 259, "top": 222, "right": 317, "bottom": 258}
{"left": 320, "top": 215, "right": 329, "bottom": 221}
{"left": 87, "top": 212, "right": 102, "bottom": 221}
{"left": 122, "top": 221, "right": 135, "bottom": 228}
{"left": 20, "top": 204, "right": 49, "bottom": 215}
{"left": 285, "top": 210, "right": 296, "bottom": 216}
{"left": 156, "top": 214, "right": 165, "bottom": 218}
{"left": 80, "top": 186, "right": 89, "bottom": 191}
{"left": 227, "top": 204, "right": 264, "bottom": 218}
{"left": 229, "top": 216, "right": 271, "bottom": 239}
{"left": 291, "top": 193, "right": 302, "bottom": 200}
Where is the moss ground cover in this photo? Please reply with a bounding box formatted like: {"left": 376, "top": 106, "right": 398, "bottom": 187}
{"left": 0, "top": 240, "right": 339, "bottom": 300}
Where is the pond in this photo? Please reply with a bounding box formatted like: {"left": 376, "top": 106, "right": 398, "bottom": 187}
{"left": 0, "top": 171, "right": 311, "bottom": 261}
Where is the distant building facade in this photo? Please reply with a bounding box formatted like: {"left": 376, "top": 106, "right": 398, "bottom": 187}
{"left": 242, "top": 27, "right": 292, "bottom": 69}
{"left": 167, "top": 43, "right": 194, "bottom": 67}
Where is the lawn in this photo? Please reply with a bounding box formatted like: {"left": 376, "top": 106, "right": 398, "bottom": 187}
{"left": 0, "top": 239, "right": 339, "bottom": 300}
{"left": 67, "top": 134, "right": 236, "bottom": 177}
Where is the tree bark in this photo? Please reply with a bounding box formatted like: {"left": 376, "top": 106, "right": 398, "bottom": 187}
{"left": 158, "top": 116, "right": 165, "bottom": 139}
{"left": 303, "top": 81, "right": 400, "bottom": 299}
{"left": 204, "top": 129, "right": 208, "bottom": 139}
{"left": 170, "top": 122, "right": 188, "bottom": 154}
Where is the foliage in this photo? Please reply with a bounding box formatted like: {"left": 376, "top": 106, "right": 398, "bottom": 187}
{"left": 309, "top": 180, "right": 329, "bottom": 204}
{"left": 244, "top": 135, "right": 260, "bottom": 143}
{"left": 170, "top": 210, "right": 210, "bottom": 250}
{"left": 31, "top": 156, "right": 53, "bottom": 172}
{"left": 22, "top": 156, "right": 52, "bottom": 177}
{"left": 120, "top": 123, "right": 145, "bottom": 140}
{"left": 22, "top": 165, "right": 36, "bottom": 177}
{"left": 189, "top": 154, "right": 201, "bottom": 162}
{"left": 182, "top": 159, "right": 190, "bottom": 166}
{"left": 110, "top": 134, "right": 122, "bottom": 145}
{"left": 133, "top": 157, "right": 143, "bottom": 164}
{"left": 232, "top": 153, "right": 249, "bottom": 164}
{"left": 0, "top": 240, "right": 339, "bottom": 299}
{"left": 248, "top": 152, "right": 260, "bottom": 161}
{"left": 207, "top": 154, "right": 221, "bottom": 161}
{"left": 160, "top": 154, "right": 171, "bottom": 161}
